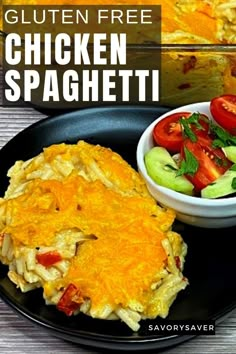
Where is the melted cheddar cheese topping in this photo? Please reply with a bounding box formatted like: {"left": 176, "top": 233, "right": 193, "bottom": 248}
{"left": 0, "top": 141, "right": 186, "bottom": 319}
{"left": 3, "top": 174, "right": 175, "bottom": 246}
{"left": 2, "top": 172, "right": 175, "bottom": 310}
{"left": 63, "top": 232, "right": 167, "bottom": 310}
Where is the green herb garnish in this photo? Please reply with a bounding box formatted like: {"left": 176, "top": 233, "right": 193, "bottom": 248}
{"left": 230, "top": 164, "right": 236, "bottom": 171}
{"left": 176, "top": 147, "right": 199, "bottom": 177}
{"left": 214, "top": 157, "right": 223, "bottom": 166}
{"left": 186, "top": 112, "right": 206, "bottom": 131}
{"left": 179, "top": 118, "right": 197, "bottom": 142}
{"left": 165, "top": 164, "right": 178, "bottom": 171}
{"left": 210, "top": 122, "right": 236, "bottom": 147}
{"left": 231, "top": 177, "right": 236, "bottom": 190}
{"left": 179, "top": 112, "right": 207, "bottom": 142}
{"left": 212, "top": 139, "right": 226, "bottom": 148}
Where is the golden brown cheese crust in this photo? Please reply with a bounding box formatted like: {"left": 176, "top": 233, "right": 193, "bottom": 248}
{"left": 0, "top": 141, "right": 188, "bottom": 330}
{"left": 0, "top": 142, "right": 185, "bottom": 314}
{"left": 2, "top": 173, "right": 175, "bottom": 246}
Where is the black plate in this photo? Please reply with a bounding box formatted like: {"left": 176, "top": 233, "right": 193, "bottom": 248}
{"left": 0, "top": 106, "right": 235, "bottom": 351}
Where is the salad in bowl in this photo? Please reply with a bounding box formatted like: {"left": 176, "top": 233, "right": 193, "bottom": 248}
{"left": 137, "top": 95, "right": 236, "bottom": 227}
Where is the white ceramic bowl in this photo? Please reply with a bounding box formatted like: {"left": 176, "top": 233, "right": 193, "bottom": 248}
{"left": 137, "top": 102, "right": 236, "bottom": 228}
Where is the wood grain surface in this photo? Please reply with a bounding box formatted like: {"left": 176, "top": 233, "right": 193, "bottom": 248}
{"left": 0, "top": 105, "right": 235, "bottom": 353}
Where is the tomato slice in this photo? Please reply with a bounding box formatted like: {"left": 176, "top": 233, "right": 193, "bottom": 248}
{"left": 57, "top": 284, "right": 84, "bottom": 316}
{"left": 153, "top": 112, "right": 189, "bottom": 153}
{"left": 36, "top": 251, "right": 62, "bottom": 267}
{"left": 181, "top": 139, "right": 231, "bottom": 192}
{"left": 153, "top": 112, "right": 210, "bottom": 153}
{"left": 210, "top": 95, "right": 236, "bottom": 135}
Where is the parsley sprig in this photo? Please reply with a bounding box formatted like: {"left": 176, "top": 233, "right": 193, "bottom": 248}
{"left": 179, "top": 118, "right": 197, "bottom": 142}
{"left": 176, "top": 147, "right": 199, "bottom": 177}
{"left": 179, "top": 111, "right": 236, "bottom": 148}
{"left": 179, "top": 112, "right": 207, "bottom": 143}
{"left": 209, "top": 122, "right": 236, "bottom": 148}
{"left": 185, "top": 112, "right": 206, "bottom": 130}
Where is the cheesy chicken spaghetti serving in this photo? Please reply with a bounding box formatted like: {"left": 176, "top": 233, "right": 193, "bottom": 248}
{"left": 0, "top": 141, "right": 188, "bottom": 331}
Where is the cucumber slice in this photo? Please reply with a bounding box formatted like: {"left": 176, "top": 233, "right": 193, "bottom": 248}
{"left": 144, "top": 147, "right": 194, "bottom": 195}
{"left": 222, "top": 146, "right": 236, "bottom": 163}
{"left": 201, "top": 169, "right": 236, "bottom": 199}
